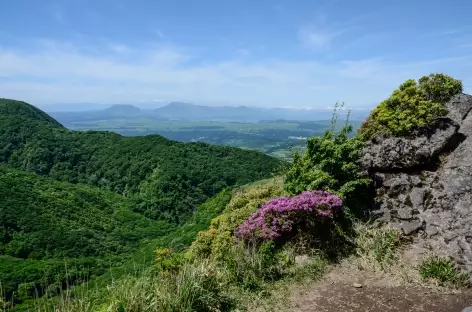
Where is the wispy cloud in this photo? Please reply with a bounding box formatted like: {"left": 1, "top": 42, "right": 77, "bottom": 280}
{"left": 298, "top": 10, "right": 359, "bottom": 50}
{"left": 0, "top": 38, "right": 471, "bottom": 108}
{"left": 426, "top": 26, "right": 472, "bottom": 37}
{"left": 298, "top": 26, "right": 350, "bottom": 49}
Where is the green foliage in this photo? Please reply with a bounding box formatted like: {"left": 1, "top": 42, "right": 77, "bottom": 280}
{"left": 0, "top": 166, "right": 171, "bottom": 260}
{"left": 0, "top": 99, "right": 63, "bottom": 128}
{"left": 287, "top": 252, "right": 328, "bottom": 283}
{"left": 0, "top": 98, "right": 281, "bottom": 223}
{"left": 0, "top": 165, "right": 174, "bottom": 306}
{"left": 155, "top": 248, "right": 185, "bottom": 273}
{"left": 0, "top": 98, "right": 278, "bottom": 309}
{"left": 35, "top": 261, "right": 233, "bottom": 312}
{"left": 419, "top": 256, "right": 469, "bottom": 287}
{"left": 188, "top": 178, "right": 284, "bottom": 261}
{"left": 359, "top": 73, "right": 463, "bottom": 139}
{"left": 0, "top": 255, "right": 106, "bottom": 309}
{"left": 284, "top": 103, "right": 370, "bottom": 216}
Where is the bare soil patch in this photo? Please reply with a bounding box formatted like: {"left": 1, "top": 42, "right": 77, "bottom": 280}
{"left": 286, "top": 265, "right": 472, "bottom": 312}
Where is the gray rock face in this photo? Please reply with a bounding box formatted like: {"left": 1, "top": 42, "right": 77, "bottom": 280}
{"left": 361, "top": 94, "right": 472, "bottom": 278}
{"left": 360, "top": 118, "right": 459, "bottom": 171}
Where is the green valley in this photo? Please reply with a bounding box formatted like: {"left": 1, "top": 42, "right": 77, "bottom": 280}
{"left": 48, "top": 105, "right": 364, "bottom": 159}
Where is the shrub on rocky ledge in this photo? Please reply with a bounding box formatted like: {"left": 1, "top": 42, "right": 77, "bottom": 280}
{"left": 359, "top": 73, "right": 463, "bottom": 140}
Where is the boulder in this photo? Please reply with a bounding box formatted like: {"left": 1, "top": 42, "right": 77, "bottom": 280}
{"left": 360, "top": 118, "right": 459, "bottom": 171}
{"left": 361, "top": 94, "right": 472, "bottom": 277}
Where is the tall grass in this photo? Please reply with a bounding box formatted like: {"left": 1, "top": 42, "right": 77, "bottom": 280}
{"left": 32, "top": 260, "right": 232, "bottom": 312}
{"left": 354, "top": 223, "right": 402, "bottom": 271}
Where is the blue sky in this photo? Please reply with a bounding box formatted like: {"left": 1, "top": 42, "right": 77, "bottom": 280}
{"left": 1, "top": 0, "right": 472, "bottom": 109}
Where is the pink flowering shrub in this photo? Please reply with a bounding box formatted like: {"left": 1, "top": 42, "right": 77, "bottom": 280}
{"left": 235, "top": 191, "right": 343, "bottom": 242}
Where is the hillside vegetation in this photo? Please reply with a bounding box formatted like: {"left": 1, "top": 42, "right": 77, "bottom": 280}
{"left": 0, "top": 165, "right": 175, "bottom": 305}
{"left": 0, "top": 98, "right": 280, "bottom": 222}
{"left": 0, "top": 98, "right": 280, "bottom": 309}
{"left": 2, "top": 74, "right": 470, "bottom": 311}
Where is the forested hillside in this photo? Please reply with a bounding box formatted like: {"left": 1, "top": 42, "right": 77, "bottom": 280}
{"left": 0, "top": 98, "right": 280, "bottom": 221}
{"left": 0, "top": 166, "right": 172, "bottom": 260}
{"left": 0, "top": 98, "right": 281, "bottom": 308}
{"left": 0, "top": 165, "right": 174, "bottom": 304}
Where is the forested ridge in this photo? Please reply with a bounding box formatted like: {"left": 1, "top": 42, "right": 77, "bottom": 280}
{"left": 0, "top": 98, "right": 280, "bottom": 221}
{"left": 0, "top": 98, "right": 280, "bottom": 307}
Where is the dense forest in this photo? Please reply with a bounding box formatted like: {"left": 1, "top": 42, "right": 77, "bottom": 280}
{"left": 0, "top": 99, "right": 280, "bottom": 221}
{"left": 0, "top": 98, "right": 281, "bottom": 306}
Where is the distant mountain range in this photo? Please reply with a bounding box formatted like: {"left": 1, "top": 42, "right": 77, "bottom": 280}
{"left": 47, "top": 102, "right": 370, "bottom": 123}
{"left": 49, "top": 104, "right": 166, "bottom": 123}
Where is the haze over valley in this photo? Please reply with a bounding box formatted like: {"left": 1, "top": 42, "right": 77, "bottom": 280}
{"left": 46, "top": 102, "right": 366, "bottom": 158}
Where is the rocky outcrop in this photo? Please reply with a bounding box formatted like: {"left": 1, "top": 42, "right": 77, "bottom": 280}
{"left": 360, "top": 118, "right": 459, "bottom": 171}
{"left": 361, "top": 93, "right": 472, "bottom": 277}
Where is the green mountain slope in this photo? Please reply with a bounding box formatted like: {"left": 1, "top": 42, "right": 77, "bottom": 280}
{"left": 0, "top": 98, "right": 281, "bottom": 308}
{"left": 0, "top": 99, "right": 63, "bottom": 128}
{"left": 0, "top": 98, "right": 281, "bottom": 222}
{"left": 0, "top": 165, "right": 174, "bottom": 305}
{"left": 0, "top": 166, "right": 172, "bottom": 260}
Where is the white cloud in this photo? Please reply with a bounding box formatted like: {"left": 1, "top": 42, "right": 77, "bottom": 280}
{"left": 0, "top": 39, "right": 471, "bottom": 108}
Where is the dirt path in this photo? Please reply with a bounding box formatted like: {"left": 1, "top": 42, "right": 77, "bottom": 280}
{"left": 288, "top": 282, "right": 472, "bottom": 312}
{"left": 282, "top": 263, "right": 472, "bottom": 312}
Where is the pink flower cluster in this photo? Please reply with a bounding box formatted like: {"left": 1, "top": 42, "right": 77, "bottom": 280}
{"left": 235, "top": 191, "right": 343, "bottom": 241}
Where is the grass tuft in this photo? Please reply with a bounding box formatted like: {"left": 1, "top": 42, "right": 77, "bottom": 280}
{"left": 419, "top": 256, "right": 470, "bottom": 288}
{"left": 354, "top": 224, "right": 402, "bottom": 271}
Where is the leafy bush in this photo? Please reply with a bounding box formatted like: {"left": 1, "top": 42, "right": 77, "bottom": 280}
{"left": 284, "top": 103, "right": 370, "bottom": 217}
{"left": 359, "top": 73, "right": 463, "bottom": 140}
{"left": 155, "top": 248, "right": 185, "bottom": 273}
{"left": 419, "top": 256, "right": 469, "bottom": 287}
{"left": 188, "top": 178, "right": 284, "bottom": 261}
{"left": 235, "top": 191, "right": 343, "bottom": 242}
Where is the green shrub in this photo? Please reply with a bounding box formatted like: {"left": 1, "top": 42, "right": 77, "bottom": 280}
{"left": 155, "top": 248, "right": 185, "bottom": 273}
{"left": 359, "top": 73, "right": 462, "bottom": 140}
{"left": 419, "top": 256, "right": 469, "bottom": 287}
{"left": 188, "top": 179, "right": 284, "bottom": 261}
{"left": 284, "top": 103, "right": 370, "bottom": 217}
